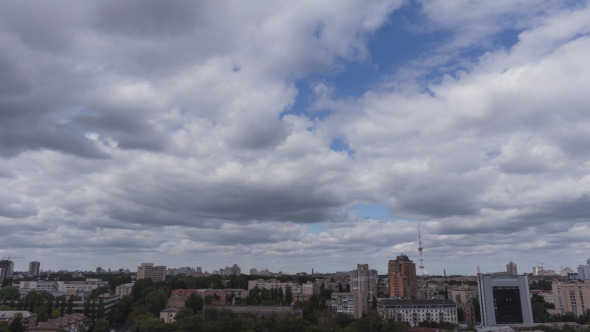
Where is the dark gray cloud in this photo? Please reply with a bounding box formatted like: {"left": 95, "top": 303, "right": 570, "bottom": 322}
{"left": 1, "top": 0, "right": 589, "bottom": 275}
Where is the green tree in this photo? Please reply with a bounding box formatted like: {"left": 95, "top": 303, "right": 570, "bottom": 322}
{"left": 89, "top": 286, "right": 111, "bottom": 299}
{"left": 531, "top": 293, "right": 550, "bottom": 322}
{"left": 0, "top": 288, "right": 19, "bottom": 302}
{"left": 172, "top": 307, "right": 201, "bottom": 332}
{"left": 51, "top": 309, "right": 61, "bottom": 319}
{"left": 285, "top": 287, "right": 293, "bottom": 305}
{"left": 143, "top": 288, "right": 168, "bottom": 316}
{"left": 8, "top": 313, "right": 25, "bottom": 332}
{"left": 66, "top": 296, "right": 74, "bottom": 314}
{"left": 186, "top": 294, "right": 204, "bottom": 313}
{"left": 131, "top": 313, "right": 166, "bottom": 332}
{"left": 111, "top": 295, "right": 133, "bottom": 323}
{"left": 91, "top": 319, "right": 110, "bottom": 332}
{"left": 34, "top": 305, "right": 49, "bottom": 322}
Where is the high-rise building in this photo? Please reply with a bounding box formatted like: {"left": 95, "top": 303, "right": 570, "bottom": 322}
{"left": 388, "top": 254, "right": 417, "bottom": 299}
{"left": 533, "top": 266, "right": 543, "bottom": 276}
{"left": 477, "top": 274, "right": 533, "bottom": 326}
{"left": 28, "top": 261, "right": 40, "bottom": 277}
{"left": 350, "top": 264, "right": 378, "bottom": 315}
{"left": 553, "top": 281, "right": 590, "bottom": 316}
{"left": 137, "top": 263, "right": 166, "bottom": 282}
{"left": 506, "top": 261, "right": 517, "bottom": 275}
{"left": 0, "top": 259, "right": 14, "bottom": 282}
{"left": 577, "top": 265, "right": 589, "bottom": 281}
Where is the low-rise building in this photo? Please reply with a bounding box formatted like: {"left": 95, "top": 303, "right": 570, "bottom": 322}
{"left": 160, "top": 307, "right": 181, "bottom": 323}
{"left": 222, "top": 306, "right": 303, "bottom": 319}
{"left": 115, "top": 282, "right": 134, "bottom": 297}
{"left": 378, "top": 299, "right": 458, "bottom": 327}
{"left": 0, "top": 311, "right": 38, "bottom": 331}
{"left": 30, "top": 313, "right": 89, "bottom": 332}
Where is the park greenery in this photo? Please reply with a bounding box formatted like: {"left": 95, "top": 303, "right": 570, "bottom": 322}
{"left": 2, "top": 273, "right": 590, "bottom": 331}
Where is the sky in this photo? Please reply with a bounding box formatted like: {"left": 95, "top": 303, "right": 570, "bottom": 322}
{"left": 1, "top": 0, "right": 590, "bottom": 276}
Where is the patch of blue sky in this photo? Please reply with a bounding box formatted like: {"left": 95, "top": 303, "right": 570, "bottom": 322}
{"left": 309, "top": 223, "right": 328, "bottom": 234}
{"left": 282, "top": 2, "right": 452, "bottom": 120}
{"left": 347, "top": 203, "right": 394, "bottom": 220}
{"left": 329, "top": 137, "right": 355, "bottom": 157}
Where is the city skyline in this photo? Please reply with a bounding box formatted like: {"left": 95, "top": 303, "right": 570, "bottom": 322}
{"left": 1, "top": 1, "right": 590, "bottom": 275}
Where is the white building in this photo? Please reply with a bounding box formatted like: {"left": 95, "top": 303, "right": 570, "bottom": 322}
{"left": 116, "top": 282, "right": 135, "bottom": 297}
{"left": 378, "top": 299, "right": 458, "bottom": 327}
{"left": 477, "top": 274, "right": 533, "bottom": 326}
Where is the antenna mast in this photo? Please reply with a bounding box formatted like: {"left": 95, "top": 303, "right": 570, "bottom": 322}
{"left": 418, "top": 224, "right": 425, "bottom": 276}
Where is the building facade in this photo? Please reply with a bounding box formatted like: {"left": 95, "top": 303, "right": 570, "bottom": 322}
{"left": 331, "top": 292, "right": 364, "bottom": 318}
{"left": 506, "top": 262, "right": 518, "bottom": 275}
{"left": 137, "top": 263, "right": 166, "bottom": 282}
{"left": 350, "top": 264, "right": 378, "bottom": 315}
{"left": 378, "top": 299, "right": 458, "bottom": 327}
{"left": 28, "top": 261, "right": 40, "bottom": 277}
{"left": 552, "top": 280, "right": 590, "bottom": 316}
{"left": 477, "top": 274, "right": 533, "bottom": 326}
{"left": 388, "top": 254, "right": 417, "bottom": 299}
{"left": 0, "top": 259, "right": 14, "bottom": 282}
{"left": 577, "top": 265, "right": 589, "bottom": 281}
{"left": 115, "top": 282, "right": 135, "bottom": 297}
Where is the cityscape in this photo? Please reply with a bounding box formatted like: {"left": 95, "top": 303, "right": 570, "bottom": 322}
{"left": 2, "top": 1, "right": 590, "bottom": 331}
{"left": 1, "top": 255, "right": 590, "bottom": 331}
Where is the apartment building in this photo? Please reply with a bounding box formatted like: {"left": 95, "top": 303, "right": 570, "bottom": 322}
{"left": 378, "top": 299, "right": 458, "bottom": 327}
{"left": 552, "top": 280, "right": 590, "bottom": 316}
{"left": 137, "top": 263, "right": 166, "bottom": 282}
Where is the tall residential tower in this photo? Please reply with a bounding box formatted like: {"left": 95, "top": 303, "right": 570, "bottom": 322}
{"left": 388, "top": 254, "right": 417, "bottom": 299}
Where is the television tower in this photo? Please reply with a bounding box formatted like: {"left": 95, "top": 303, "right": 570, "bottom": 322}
{"left": 418, "top": 224, "right": 425, "bottom": 276}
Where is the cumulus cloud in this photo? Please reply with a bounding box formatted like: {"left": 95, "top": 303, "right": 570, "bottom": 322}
{"left": 1, "top": 0, "right": 589, "bottom": 274}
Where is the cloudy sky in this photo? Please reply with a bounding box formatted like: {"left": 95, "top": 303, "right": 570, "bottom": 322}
{"left": 1, "top": 0, "right": 590, "bottom": 276}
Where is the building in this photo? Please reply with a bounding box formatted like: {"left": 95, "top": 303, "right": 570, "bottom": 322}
{"left": 529, "top": 290, "right": 554, "bottom": 305}
{"left": 533, "top": 266, "right": 543, "bottom": 276}
{"left": 477, "top": 274, "right": 533, "bottom": 326}
{"left": 0, "top": 259, "right": 14, "bottom": 282}
{"left": 222, "top": 306, "right": 303, "bottom": 319}
{"left": 552, "top": 280, "right": 590, "bottom": 316}
{"left": 160, "top": 307, "right": 180, "bottom": 323}
{"left": 449, "top": 286, "right": 478, "bottom": 305}
{"left": 577, "top": 265, "right": 589, "bottom": 281}
{"left": 28, "top": 261, "right": 40, "bottom": 277}
{"left": 18, "top": 281, "right": 59, "bottom": 296}
{"left": 560, "top": 267, "right": 574, "bottom": 277}
{"left": 388, "top": 254, "right": 417, "bottom": 299}
{"left": 115, "top": 282, "right": 134, "bottom": 297}
{"left": 350, "top": 264, "right": 378, "bottom": 315}
{"left": 0, "top": 311, "right": 38, "bottom": 331}
{"left": 378, "top": 299, "right": 458, "bottom": 327}
{"left": 331, "top": 292, "right": 364, "bottom": 318}
{"left": 506, "top": 262, "right": 517, "bottom": 275}
{"left": 30, "top": 313, "right": 89, "bottom": 332}
{"left": 137, "top": 263, "right": 166, "bottom": 282}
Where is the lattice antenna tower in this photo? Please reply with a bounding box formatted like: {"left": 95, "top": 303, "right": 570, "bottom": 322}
{"left": 418, "top": 223, "right": 425, "bottom": 276}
